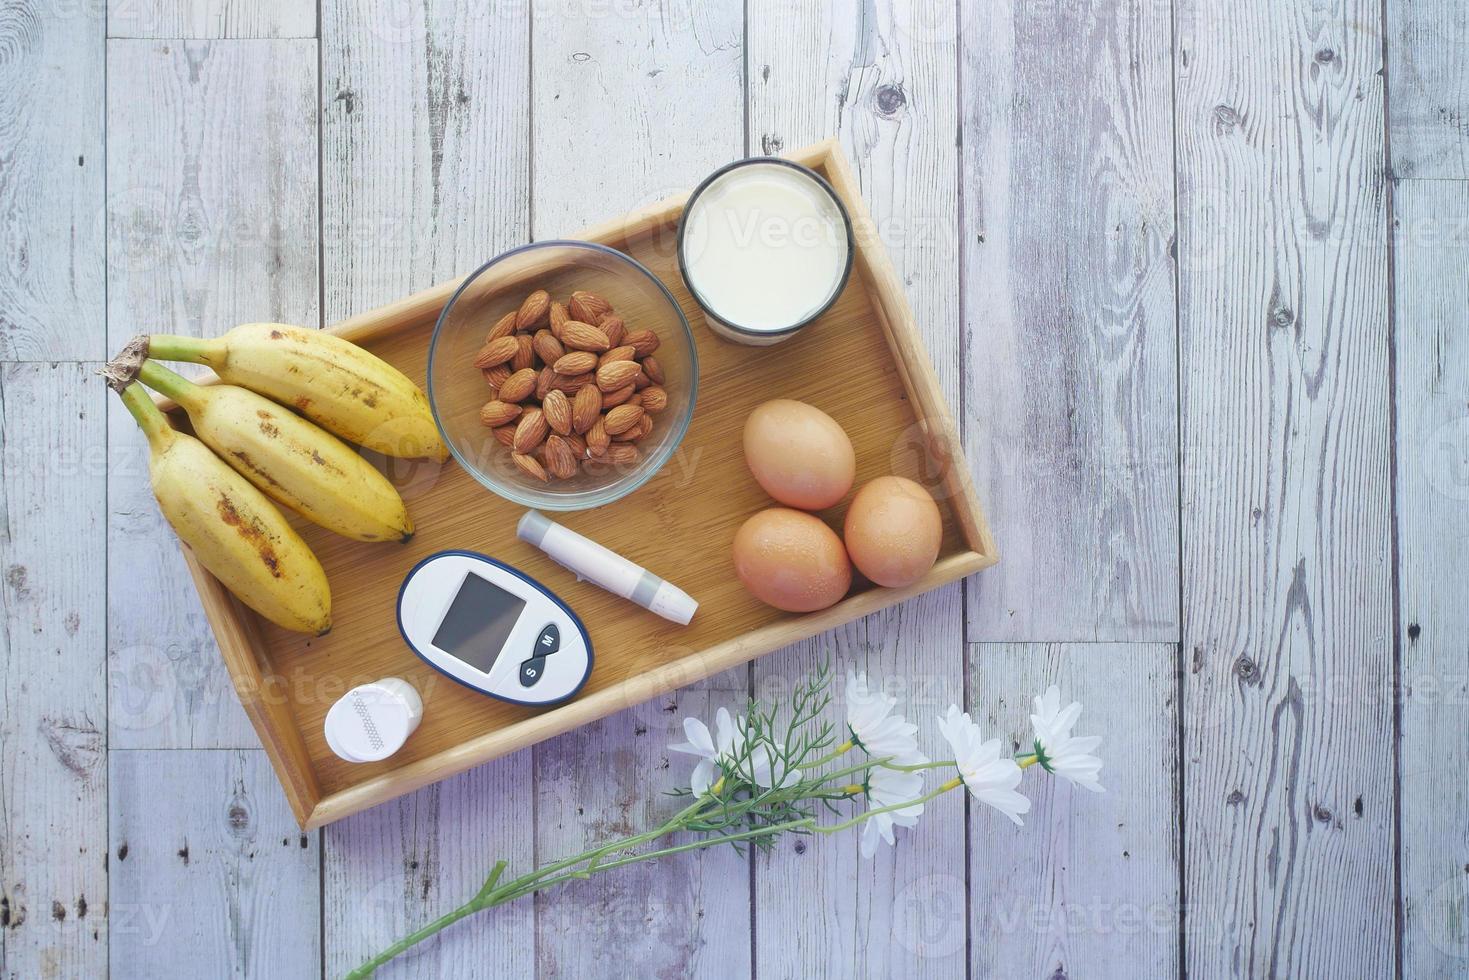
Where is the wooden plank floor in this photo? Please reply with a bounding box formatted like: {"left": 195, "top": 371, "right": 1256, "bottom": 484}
{"left": 1, "top": 1, "right": 1463, "bottom": 976}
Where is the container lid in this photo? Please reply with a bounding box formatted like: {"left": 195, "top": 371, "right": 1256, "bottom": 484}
{"left": 324, "top": 677, "right": 423, "bottom": 763}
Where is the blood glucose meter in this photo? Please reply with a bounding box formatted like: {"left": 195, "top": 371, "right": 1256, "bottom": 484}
{"left": 396, "top": 551, "right": 592, "bottom": 706}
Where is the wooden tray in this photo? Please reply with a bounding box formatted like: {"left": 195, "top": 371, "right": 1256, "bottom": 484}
{"left": 177, "top": 140, "right": 997, "bottom": 829}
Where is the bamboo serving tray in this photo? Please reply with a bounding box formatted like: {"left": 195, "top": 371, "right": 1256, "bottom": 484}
{"left": 177, "top": 140, "right": 997, "bottom": 829}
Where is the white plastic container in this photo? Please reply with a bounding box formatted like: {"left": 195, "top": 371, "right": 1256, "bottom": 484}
{"left": 677, "top": 158, "right": 853, "bottom": 346}
{"left": 324, "top": 677, "right": 424, "bottom": 763}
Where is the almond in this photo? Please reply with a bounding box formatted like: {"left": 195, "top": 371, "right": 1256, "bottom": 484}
{"left": 625, "top": 329, "right": 660, "bottom": 357}
{"left": 607, "top": 443, "right": 639, "bottom": 466}
{"left": 603, "top": 403, "right": 644, "bottom": 435}
{"left": 533, "top": 329, "right": 564, "bottom": 365}
{"left": 479, "top": 400, "right": 522, "bottom": 428}
{"left": 633, "top": 370, "right": 651, "bottom": 390}
{"left": 511, "top": 452, "right": 549, "bottom": 482}
{"left": 549, "top": 301, "right": 570, "bottom": 339}
{"left": 600, "top": 315, "right": 626, "bottom": 347}
{"left": 587, "top": 417, "right": 610, "bottom": 456}
{"left": 612, "top": 413, "right": 651, "bottom": 442}
{"left": 513, "top": 407, "right": 549, "bottom": 453}
{"left": 516, "top": 289, "right": 550, "bottom": 331}
{"left": 542, "top": 389, "right": 573, "bottom": 435}
{"left": 534, "top": 367, "right": 555, "bottom": 400}
{"left": 640, "top": 386, "right": 668, "bottom": 413}
{"left": 492, "top": 425, "right": 517, "bottom": 447}
{"left": 598, "top": 345, "right": 636, "bottom": 368}
{"left": 473, "top": 335, "right": 520, "bottom": 369}
{"left": 641, "top": 354, "right": 665, "bottom": 385}
{"left": 564, "top": 432, "right": 588, "bottom": 458}
{"left": 486, "top": 311, "right": 518, "bottom": 342}
{"left": 569, "top": 290, "right": 612, "bottom": 325}
{"left": 572, "top": 384, "right": 602, "bottom": 434}
{"left": 543, "top": 435, "right": 578, "bottom": 480}
{"left": 602, "top": 383, "right": 636, "bottom": 408}
{"left": 553, "top": 351, "right": 599, "bottom": 376}
{"left": 560, "top": 320, "right": 611, "bottom": 352}
{"left": 596, "top": 360, "right": 642, "bottom": 392}
{"left": 482, "top": 363, "right": 513, "bottom": 389}
{"left": 639, "top": 414, "right": 654, "bottom": 438}
{"left": 512, "top": 333, "right": 535, "bottom": 371}
{"left": 497, "top": 367, "right": 538, "bottom": 403}
{"left": 553, "top": 372, "right": 594, "bottom": 394}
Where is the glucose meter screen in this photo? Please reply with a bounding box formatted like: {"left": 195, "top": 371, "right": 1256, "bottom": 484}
{"left": 431, "top": 573, "right": 527, "bottom": 673}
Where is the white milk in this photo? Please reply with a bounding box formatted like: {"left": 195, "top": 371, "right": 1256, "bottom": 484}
{"left": 680, "top": 162, "right": 850, "bottom": 344}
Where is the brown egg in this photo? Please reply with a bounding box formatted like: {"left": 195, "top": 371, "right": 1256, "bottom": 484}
{"left": 843, "top": 476, "right": 942, "bottom": 588}
{"left": 742, "top": 399, "right": 855, "bottom": 510}
{"left": 732, "top": 508, "right": 852, "bottom": 612}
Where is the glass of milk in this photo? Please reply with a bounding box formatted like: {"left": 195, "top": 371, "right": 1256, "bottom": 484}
{"left": 677, "top": 159, "right": 854, "bottom": 346}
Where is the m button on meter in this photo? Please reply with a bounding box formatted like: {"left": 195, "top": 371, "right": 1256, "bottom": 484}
{"left": 534, "top": 624, "right": 560, "bottom": 657}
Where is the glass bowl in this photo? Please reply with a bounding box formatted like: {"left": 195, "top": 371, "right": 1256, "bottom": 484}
{"left": 428, "top": 240, "right": 698, "bottom": 511}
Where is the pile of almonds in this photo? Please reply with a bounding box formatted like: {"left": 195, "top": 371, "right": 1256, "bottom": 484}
{"left": 475, "top": 288, "right": 668, "bottom": 482}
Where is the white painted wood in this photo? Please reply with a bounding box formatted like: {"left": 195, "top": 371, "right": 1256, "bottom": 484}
{"left": 531, "top": 3, "right": 749, "bottom": 973}
{"left": 108, "top": 0, "right": 317, "bottom": 40}
{"left": 0, "top": 364, "right": 108, "bottom": 978}
{"left": 0, "top": 2, "right": 106, "bottom": 360}
{"left": 1386, "top": 0, "right": 1469, "bottom": 179}
{"left": 318, "top": 3, "right": 535, "bottom": 975}
{"left": 967, "top": 643, "right": 1179, "bottom": 978}
{"left": 321, "top": 0, "right": 529, "bottom": 321}
{"left": 1175, "top": 1, "right": 1395, "bottom": 975}
{"left": 530, "top": 0, "right": 745, "bottom": 238}
{"left": 109, "top": 749, "right": 320, "bottom": 976}
{"left": 324, "top": 766, "right": 535, "bottom": 979}
{"left": 747, "top": 2, "right": 968, "bottom": 976}
{"left": 533, "top": 672, "right": 752, "bottom": 977}
{"left": 1393, "top": 180, "right": 1469, "bottom": 976}
{"left": 960, "top": 0, "right": 1179, "bottom": 643}
{"left": 106, "top": 39, "right": 320, "bottom": 750}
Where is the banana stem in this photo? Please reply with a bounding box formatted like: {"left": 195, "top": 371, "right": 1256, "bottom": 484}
{"left": 146, "top": 333, "right": 218, "bottom": 366}
{"left": 116, "top": 383, "right": 175, "bottom": 450}
{"left": 136, "top": 359, "right": 201, "bottom": 406}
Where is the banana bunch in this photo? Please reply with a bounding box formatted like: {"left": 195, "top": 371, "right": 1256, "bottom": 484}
{"left": 107, "top": 326, "right": 447, "bottom": 635}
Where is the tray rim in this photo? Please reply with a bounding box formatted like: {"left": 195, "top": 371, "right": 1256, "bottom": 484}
{"left": 172, "top": 138, "right": 999, "bottom": 829}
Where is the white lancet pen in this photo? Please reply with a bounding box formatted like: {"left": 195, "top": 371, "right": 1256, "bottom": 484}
{"left": 517, "top": 510, "right": 699, "bottom": 626}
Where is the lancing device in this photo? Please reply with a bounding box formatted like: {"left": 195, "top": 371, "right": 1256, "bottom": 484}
{"left": 517, "top": 510, "right": 698, "bottom": 626}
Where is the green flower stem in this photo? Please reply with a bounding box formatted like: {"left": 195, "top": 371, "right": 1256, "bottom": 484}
{"left": 881, "top": 759, "right": 957, "bottom": 773}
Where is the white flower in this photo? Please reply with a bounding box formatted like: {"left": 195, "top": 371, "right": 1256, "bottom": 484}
{"left": 1030, "top": 686, "right": 1104, "bottom": 792}
{"left": 859, "top": 766, "right": 925, "bottom": 858}
{"left": 668, "top": 708, "right": 799, "bottom": 795}
{"left": 936, "top": 705, "right": 1030, "bottom": 826}
{"left": 846, "top": 671, "right": 927, "bottom": 765}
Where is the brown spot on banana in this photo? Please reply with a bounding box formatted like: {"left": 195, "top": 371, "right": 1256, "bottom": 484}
{"left": 215, "top": 494, "right": 283, "bottom": 577}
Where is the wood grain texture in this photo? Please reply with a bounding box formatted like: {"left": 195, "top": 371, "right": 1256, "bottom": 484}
{"left": 0, "top": 1, "right": 105, "bottom": 360}
{"left": 107, "top": 0, "right": 317, "bottom": 39}
{"left": 106, "top": 39, "right": 319, "bottom": 749}
{"left": 318, "top": 1, "right": 534, "bottom": 974}
{"left": 108, "top": 749, "right": 320, "bottom": 977}
{"left": 1392, "top": 180, "right": 1469, "bottom": 975}
{"left": 961, "top": 0, "right": 1179, "bottom": 643}
{"left": 1175, "top": 1, "right": 1395, "bottom": 976}
{"left": 747, "top": 2, "right": 968, "bottom": 976}
{"left": 534, "top": 672, "right": 751, "bottom": 978}
{"left": 530, "top": 2, "right": 749, "bottom": 971}
{"left": 0, "top": 364, "right": 108, "bottom": 978}
{"left": 323, "top": 766, "right": 534, "bottom": 979}
{"left": 967, "top": 643, "right": 1179, "bottom": 978}
{"left": 1386, "top": 0, "right": 1469, "bottom": 179}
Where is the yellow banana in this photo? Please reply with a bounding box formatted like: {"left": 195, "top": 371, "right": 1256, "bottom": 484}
{"left": 138, "top": 360, "right": 414, "bottom": 544}
{"left": 145, "top": 324, "right": 448, "bottom": 461}
{"left": 114, "top": 381, "right": 332, "bottom": 635}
